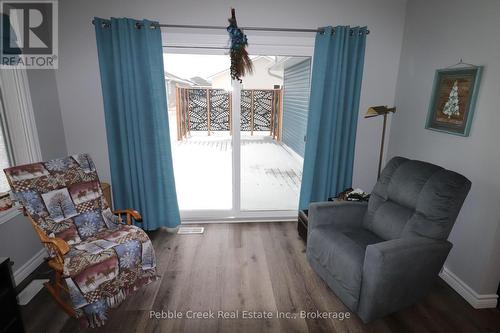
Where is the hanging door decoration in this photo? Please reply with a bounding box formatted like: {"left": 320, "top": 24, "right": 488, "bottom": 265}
{"left": 226, "top": 8, "right": 253, "bottom": 82}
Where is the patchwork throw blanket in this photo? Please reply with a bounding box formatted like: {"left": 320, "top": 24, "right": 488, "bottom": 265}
{"left": 4, "top": 153, "right": 158, "bottom": 327}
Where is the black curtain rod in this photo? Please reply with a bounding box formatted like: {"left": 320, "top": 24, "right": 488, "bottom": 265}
{"left": 92, "top": 21, "right": 370, "bottom": 35}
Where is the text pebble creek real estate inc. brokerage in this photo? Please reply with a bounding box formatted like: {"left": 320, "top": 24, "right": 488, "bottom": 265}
{"left": 149, "top": 310, "right": 351, "bottom": 321}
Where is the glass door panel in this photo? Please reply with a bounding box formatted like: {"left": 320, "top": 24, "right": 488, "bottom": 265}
{"left": 164, "top": 53, "right": 232, "bottom": 211}
{"left": 240, "top": 56, "right": 311, "bottom": 211}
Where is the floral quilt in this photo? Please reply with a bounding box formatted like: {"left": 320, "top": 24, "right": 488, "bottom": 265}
{"left": 4, "top": 153, "right": 158, "bottom": 327}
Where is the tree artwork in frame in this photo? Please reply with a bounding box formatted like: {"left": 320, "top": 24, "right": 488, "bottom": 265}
{"left": 425, "top": 66, "right": 483, "bottom": 136}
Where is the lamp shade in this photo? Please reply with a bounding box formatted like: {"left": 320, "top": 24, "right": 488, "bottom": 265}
{"left": 364, "top": 105, "right": 396, "bottom": 118}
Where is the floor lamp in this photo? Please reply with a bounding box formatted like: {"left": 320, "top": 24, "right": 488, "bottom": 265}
{"left": 364, "top": 106, "right": 396, "bottom": 179}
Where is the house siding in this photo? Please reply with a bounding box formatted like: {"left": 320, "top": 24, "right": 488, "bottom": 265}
{"left": 282, "top": 59, "right": 311, "bottom": 157}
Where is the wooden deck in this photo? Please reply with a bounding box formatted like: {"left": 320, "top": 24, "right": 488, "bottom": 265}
{"left": 171, "top": 134, "right": 303, "bottom": 211}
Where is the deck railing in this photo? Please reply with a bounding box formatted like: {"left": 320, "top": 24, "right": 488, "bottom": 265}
{"left": 175, "top": 87, "right": 282, "bottom": 141}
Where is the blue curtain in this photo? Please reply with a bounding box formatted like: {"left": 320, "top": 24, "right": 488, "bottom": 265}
{"left": 94, "top": 17, "right": 180, "bottom": 230}
{"left": 299, "top": 26, "right": 367, "bottom": 210}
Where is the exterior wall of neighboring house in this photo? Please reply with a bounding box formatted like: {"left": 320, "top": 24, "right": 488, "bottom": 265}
{"left": 166, "top": 80, "right": 191, "bottom": 110}
{"left": 165, "top": 73, "right": 195, "bottom": 110}
{"left": 211, "top": 56, "right": 283, "bottom": 90}
{"left": 165, "top": 74, "right": 212, "bottom": 110}
{"left": 281, "top": 58, "right": 311, "bottom": 157}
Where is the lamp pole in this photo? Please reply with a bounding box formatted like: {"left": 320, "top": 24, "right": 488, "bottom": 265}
{"left": 364, "top": 106, "right": 395, "bottom": 179}
{"left": 377, "top": 113, "right": 387, "bottom": 179}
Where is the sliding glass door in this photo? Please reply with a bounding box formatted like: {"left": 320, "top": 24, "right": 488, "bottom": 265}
{"left": 164, "top": 52, "right": 311, "bottom": 221}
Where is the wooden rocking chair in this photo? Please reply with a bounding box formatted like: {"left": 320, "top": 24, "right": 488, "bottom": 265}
{"left": 4, "top": 153, "right": 157, "bottom": 326}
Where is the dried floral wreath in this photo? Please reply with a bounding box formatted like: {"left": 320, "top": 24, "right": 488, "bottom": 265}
{"left": 226, "top": 8, "right": 253, "bottom": 82}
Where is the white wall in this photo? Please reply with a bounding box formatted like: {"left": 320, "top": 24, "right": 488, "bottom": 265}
{"left": 56, "top": 0, "right": 407, "bottom": 190}
{"left": 27, "top": 70, "right": 68, "bottom": 160}
{"left": 387, "top": 0, "right": 500, "bottom": 296}
{"left": 0, "top": 214, "right": 42, "bottom": 278}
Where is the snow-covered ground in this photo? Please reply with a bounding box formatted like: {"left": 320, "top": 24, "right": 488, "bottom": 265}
{"left": 241, "top": 134, "right": 302, "bottom": 211}
{"left": 169, "top": 128, "right": 303, "bottom": 212}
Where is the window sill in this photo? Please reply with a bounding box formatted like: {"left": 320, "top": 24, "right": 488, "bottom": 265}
{"left": 0, "top": 206, "right": 21, "bottom": 225}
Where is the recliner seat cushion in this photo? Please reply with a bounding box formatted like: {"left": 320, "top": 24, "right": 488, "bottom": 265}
{"left": 308, "top": 226, "right": 383, "bottom": 309}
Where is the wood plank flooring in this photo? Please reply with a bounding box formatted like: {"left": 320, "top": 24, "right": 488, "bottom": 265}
{"left": 21, "top": 222, "right": 500, "bottom": 333}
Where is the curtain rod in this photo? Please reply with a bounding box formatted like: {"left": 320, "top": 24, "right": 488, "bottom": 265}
{"left": 157, "top": 24, "right": 370, "bottom": 34}
{"left": 162, "top": 45, "right": 229, "bottom": 50}
{"left": 92, "top": 21, "right": 370, "bottom": 34}
{"left": 159, "top": 24, "right": 323, "bottom": 33}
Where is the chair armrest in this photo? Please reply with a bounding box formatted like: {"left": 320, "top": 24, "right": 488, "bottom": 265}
{"left": 358, "top": 237, "right": 452, "bottom": 322}
{"left": 41, "top": 237, "right": 70, "bottom": 272}
{"left": 42, "top": 237, "right": 71, "bottom": 256}
{"left": 27, "top": 217, "right": 70, "bottom": 269}
{"left": 308, "top": 201, "right": 368, "bottom": 231}
{"left": 113, "top": 209, "right": 142, "bottom": 225}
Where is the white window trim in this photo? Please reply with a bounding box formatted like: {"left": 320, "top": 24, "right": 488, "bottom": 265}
{"left": 0, "top": 207, "right": 22, "bottom": 224}
{"left": 0, "top": 68, "right": 42, "bottom": 224}
{"left": 0, "top": 69, "right": 42, "bottom": 163}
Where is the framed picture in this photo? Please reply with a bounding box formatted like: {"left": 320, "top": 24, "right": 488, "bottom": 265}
{"left": 425, "top": 66, "right": 483, "bottom": 136}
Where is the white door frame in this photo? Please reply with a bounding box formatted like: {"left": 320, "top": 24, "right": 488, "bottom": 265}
{"left": 163, "top": 31, "right": 314, "bottom": 222}
{"left": 231, "top": 80, "right": 242, "bottom": 216}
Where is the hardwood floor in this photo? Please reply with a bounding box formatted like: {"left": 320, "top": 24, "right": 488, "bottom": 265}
{"left": 21, "top": 222, "right": 500, "bottom": 333}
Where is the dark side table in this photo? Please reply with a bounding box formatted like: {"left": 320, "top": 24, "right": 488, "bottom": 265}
{"left": 298, "top": 194, "right": 368, "bottom": 243}
{"left": 0, "top": 257, "right": 25, "bottom": 333}
{"left": 297, "top": 209, "right": 308, "bottom": 242}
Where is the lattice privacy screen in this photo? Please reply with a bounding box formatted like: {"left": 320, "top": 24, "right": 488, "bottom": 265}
{"left": 176, "top": 87, "right": 282, "bottom": 140}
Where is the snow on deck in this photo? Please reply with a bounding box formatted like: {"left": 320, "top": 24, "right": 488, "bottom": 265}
{"left": 171, "top": 132, "right": 302, "bottom": 211}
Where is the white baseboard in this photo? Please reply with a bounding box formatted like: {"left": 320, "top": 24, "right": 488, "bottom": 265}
{"left": 440, "top": 266, "right": 498, "bottom": 309}
{"left": 13, "top": 248, "right": 47, "bottom": 286}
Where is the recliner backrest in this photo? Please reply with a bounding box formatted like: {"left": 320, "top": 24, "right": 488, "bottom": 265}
{"left": 362, "top": 156, "right": 471, "bottom": 241}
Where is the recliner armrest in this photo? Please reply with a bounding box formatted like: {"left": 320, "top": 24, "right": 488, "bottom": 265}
{"left": 308, "top": 201, "right": 368, "bottom": 231}
{"left": 365, "top": 237, "right": 451, "bottom": 263}
{"left": 358, "top": 237, "right": 452, "bottom": 322}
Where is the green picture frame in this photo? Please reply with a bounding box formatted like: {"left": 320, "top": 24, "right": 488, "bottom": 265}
{"left": 425, "top": 66, "right": 483, "bottom": 136}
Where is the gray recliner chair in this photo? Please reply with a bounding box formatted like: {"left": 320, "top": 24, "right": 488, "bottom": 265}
{"left": 307, "top": 156, "right": 471, "bottom": 322}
